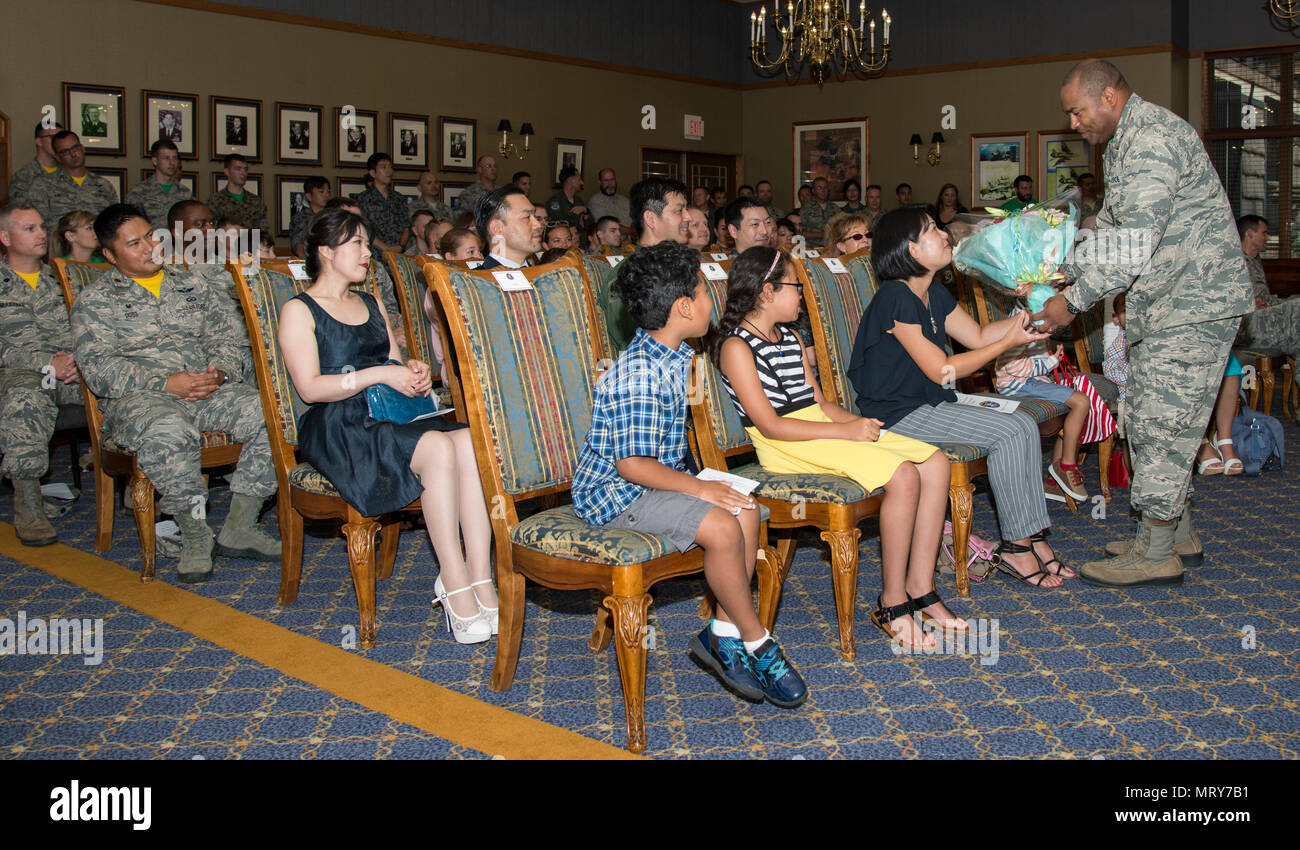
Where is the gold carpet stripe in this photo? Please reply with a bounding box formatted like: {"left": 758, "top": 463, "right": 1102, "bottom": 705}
{"left": 0, "top": 524, "right": 636, "bottom": 760}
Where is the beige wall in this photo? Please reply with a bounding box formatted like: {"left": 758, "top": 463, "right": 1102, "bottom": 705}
{"left": 739, "top": 53, "right": 1182, "bottom": 212}
{"left": 0, "top": 0, "right": 741, "bottom": 237}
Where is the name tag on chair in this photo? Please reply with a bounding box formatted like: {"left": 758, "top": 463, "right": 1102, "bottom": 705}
{"left": 606, "top": 255, "right": 624, "bottom": 268}
{"left": 466, "top": 260, "right": 483, "bottom": 269}
{"left": 492, "top": 269, "right": 532, "bottom": 291}
{"left": 710, "top": 252, "right": 731, "bottom": 261}
{"left": 803, "top": 249, "right": 821, "bottom": 258}
{"left": 287, "top": 261, "right": 310, "bottom": 281}
{"left": 701, "top": 262, "right": 728, "bottom": 281}
{"left": 823, "top": 257, "right": 848, "bottom": 274}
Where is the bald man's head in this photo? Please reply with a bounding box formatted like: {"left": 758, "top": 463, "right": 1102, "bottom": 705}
{"left": 1063, "top": 59, "right": 1130, "bottom": 98}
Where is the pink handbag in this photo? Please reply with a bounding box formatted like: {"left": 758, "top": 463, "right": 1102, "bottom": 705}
{"left": 938, "top": 520, "right": 998, "bottom": 582}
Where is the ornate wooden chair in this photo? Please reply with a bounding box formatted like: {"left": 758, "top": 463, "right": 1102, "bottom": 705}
{"left": 52, "top": 258, "right": 243, "bottom": 582}
{"left": 228, "top": 261, "right": 413, "bottom": 647}
{"left": 576, "top": 250, "right": 634, "bottom": 354}
{"left": 381, "top": 250, "right": 464, "bottom": 416}
{"left": 423, "top": 252, "right": 780, "bottom": 753}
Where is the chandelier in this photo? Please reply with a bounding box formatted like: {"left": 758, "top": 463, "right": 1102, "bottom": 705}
{"left": 1270, "top": 0, "right": 1300, "bottom": 24}
{"left": 749, "top": 1, "right": 892, "bottom": 84}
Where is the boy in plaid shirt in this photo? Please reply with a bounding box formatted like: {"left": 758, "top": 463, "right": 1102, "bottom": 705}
{"left": 571, "top": 242, "right": 806, "bottom": 709}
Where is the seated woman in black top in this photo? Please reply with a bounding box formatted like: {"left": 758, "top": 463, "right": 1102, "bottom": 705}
{"left": 278, "top": 208, "right": 498, "bottom": 644}
{"left": 848, "top": 207, "right": 1072, "bottom": 588}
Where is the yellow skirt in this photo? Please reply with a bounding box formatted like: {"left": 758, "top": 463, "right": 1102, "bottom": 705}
{"left": 745, "top": 404, "right": 942, "bottom": 492}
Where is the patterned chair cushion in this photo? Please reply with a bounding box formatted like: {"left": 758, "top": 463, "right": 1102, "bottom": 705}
{"left": 937, "top": 442, "right": 987, "bottom": 463}
{"left": 976, "top": 393, "right": 1066, "bottom": 422}
{"left": 730, "top": 463, "right": 874, "bottom": 503}
{"left": 387, "top": 252, "right": 437, "bottom": 367}
{"left": 101, "top": 430, "right": 236, "bottom": 454}
{"left": 511, "top": 505, "right": 679, "bottom": 565}
{"left": 288, "top": 461, "right": 338, "bottom": 496}
{"left": 1235, "top": 346, "right": 1283, "bottom": 362}
{"left": 694, "top": 353, "right": 752, "bottom": 454}
{"left": 239, "top": 267, "right": 310, "bottom": 447}
{"left": 1086, "top": 372, "right": 1118, "bottom": 410}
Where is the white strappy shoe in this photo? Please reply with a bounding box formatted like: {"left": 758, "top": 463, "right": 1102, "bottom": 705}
{"left": 433, "top": 576, "right": 491, "bottom": 644}
{"left": 469, "top": 579, "right": 498, "bottom": 636}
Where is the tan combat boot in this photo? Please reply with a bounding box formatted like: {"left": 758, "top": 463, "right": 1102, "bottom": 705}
{"left": 12, "top": 479, "right": 57, "bottom": 546}
{"left": 1082, "top": 515, "right": 1183, "bottom": 588}
{"left": 215, "top": 493, "right": 281, "bottom": 561}
{"left": 1104, "top": 503, "right": 1203, "bottom": 566}
{"left": 174, "top": 510, "right": 214, "bottom": 584}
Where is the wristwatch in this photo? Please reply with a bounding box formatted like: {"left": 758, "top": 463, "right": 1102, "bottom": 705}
{"left": 1065, "top": 298, "right": 1082, "bottom": 315}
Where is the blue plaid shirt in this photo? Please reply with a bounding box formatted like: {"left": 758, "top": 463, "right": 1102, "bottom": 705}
{"left": 571, "top": 328, "right": 693, "bottom": 525}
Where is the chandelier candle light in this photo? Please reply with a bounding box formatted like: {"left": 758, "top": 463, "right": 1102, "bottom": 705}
{"left": 750, "top": 0, "right": 891, "bottom": 84}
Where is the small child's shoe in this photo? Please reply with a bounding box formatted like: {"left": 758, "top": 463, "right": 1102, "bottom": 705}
{"left": 747, "top": 637, "right": 808, "bottom": 709}
{"left": 688, "top": 625, "right": 764, "bottom": 702}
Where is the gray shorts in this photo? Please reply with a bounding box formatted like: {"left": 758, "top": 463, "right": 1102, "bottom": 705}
{"left": 607, "top": 489, "right": 714, "bottom": 553}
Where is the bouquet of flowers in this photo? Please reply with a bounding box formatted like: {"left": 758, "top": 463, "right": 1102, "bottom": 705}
{"left": 949, "top": 191, "right": 1080, "bottom": 319}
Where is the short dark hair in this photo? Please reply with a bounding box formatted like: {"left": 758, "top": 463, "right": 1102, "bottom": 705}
{"left": 843, "top": 178, "right": 861, "bottom": 196}
{"left": 475, "top": 185, "right": 526, "bottom": 240}
{"left": 1013, "top": 174, "right": 1033, "bottom": 188}
{"left": 93, "top": 203, "right": 151, "bottom": 248}
{"left": 324, "top": 197, "right": 358, "bottom": 212}
{"left": 613, "top": 240, "right": 701, "bottom": 331}
{"left": 304, "top": 176, "right": 329, "bottom": 194}
{"left": 595, "top": 215, "right": 621, "bottom": 229}
{"left": 755, "top": 180, "right": 772, "bottom": 191}
{"left": 865, "top": 184, "right": 882, "bottom": 193}
{"left": 34, "top": 121, "right": 63, "bottom": 137}
{"left": 1237, "top": 214, "right": 1268, "bottom": 239}
{"left": 558, "top": 165, "right": 579, "bottom": 184}
{"left": 711, "top": 207, "right": 729, "bottom": 235}
{"left": 411, "top": 209, "right": 434, "bottom": 225}
{"left": 775, "top": 217, "right": 797, "bottom": 233}
{"left": 149, "top": 139, "right": 178, "bottom": 157}
{"left": 167, "top": 199, "right": 208, "bottom": 228}
{"left": 724, "top": 196, "right": 768, "bottom": 231}
{"left": 629, "top": 177, "right": 688, "bottom": 237}
{"left": 737, "top": 184, "right": 755, "bottom": 195}
{"left": 872, "top": 207, "right": 932, "bottom": 282}
{"left": 366, "top": 152, "right": 391, "bottom": 172}
{"left": 895, "top": 183, "right": 912, "bottom": 195}
{"left": 51, "top": 130, "right": 79, "bottom": 150}
{"left": 222, "top": 153, "right": 248, "bottom": 168}
{"left": 538, "top": 247, "right": 569, "bottom": 265}
{"left": 1076, "top": 172, "right": 1095, "bottom": 184}
{"left": 511, "top": 171, "right": 531, "bottom": 183}
{"left": 305, "top": 207, "right": 371, "bottom": 279}
{"left": 1064, "top": 58, "right": 1130, "bottom": 98}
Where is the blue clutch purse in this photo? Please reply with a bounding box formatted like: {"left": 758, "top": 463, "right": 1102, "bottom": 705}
{"left": 364, "top": 361, "right": 441, "bottom": 424}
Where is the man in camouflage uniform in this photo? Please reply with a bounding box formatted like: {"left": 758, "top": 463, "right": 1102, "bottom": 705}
{"left": 546, "top": 166, "right": 590, "bottom": 231}
{"left": 409, "top": 172, "right": 452, "bottom": 222}
{"left": 290, "top": 176, "right": 332, "bottom": 259}
{"left": 755, "top": 180, "right": 784, "bottom": 221}
{"left": 456, "top": 155, "right": 499, "bottom": 223}
{"left": 357, "top": 153, "right": 410, "bottom": 253}
{"left": 72, "top": 204, "right": 279, "bottom": 583}
{"left": 124, "top": 139, "right": 193, "bottom": 230}
{"left": 1036, "top": 59, "right": 1253, "bottom": 588}
{"left": 27, "top": 131, "right": 118, "bottom": 246}
{"left": 7, "top": 122, "right": 63, "bottom": 205}
{"left": 1236, "top": 215, "right": 1300, "bottom": 413}
{"left": 798, "top": 177, "right": 840, "bottom": 246}
{"left": 205, "top": 154, "right": 269, "bottom": 233}
{"left": 0, "top": 204, "right": 84, "bottom": 545}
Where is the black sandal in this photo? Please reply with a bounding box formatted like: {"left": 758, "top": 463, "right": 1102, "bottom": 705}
{"left": 1028, "top": 530, "right": 1074, "bottom": 579}
{"left": 871, "top": 595, "right": 927, "bottom": 649}
{"left": 908, "top": 590, "right": 969, "bottom": 633}
{"left": 992, "top": 540, "right": 1058, "bottom": 588}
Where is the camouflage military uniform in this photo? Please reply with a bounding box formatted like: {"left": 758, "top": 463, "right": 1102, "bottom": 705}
{"left": 289, "top": 205, "right": 320, "bottom": 256}
{"left": 27, "top": 169, "right": 118, "bottom": 242}
{"left": 1244, "top": 254, "right": 1280, "bottom": 307}
{"left": 409, "top": 197, "right": 452, "bottom": 222}
{"left": 205, "top": 188, "right": 269, "bottom": 232}
{"left": 766, "top": 205, "right": 786, "bottom": 221}
{"left": 7, "top": 160, "right": 57, "bottom": 205}
{"left": 70, "top": 265, "right": 276, "bottom": 516}
{"left": 455, "top": 180, "right": 495, "bottom": 223}
{"left": 357, "top": 186, "right": 410, "bottom": 247}
{"left": 1064, "top": 94, "right": 1253, "bottom": 521}
{"left": 546, "top": 192, "right": 588, "bottom": 230}
{"left": 863, "top": 209, "right": 885, "bottom": 231}
{"left": 124, "top": 177, "right": 194, "bottom": 230}
{"left": 798, "top": 200, "right": 840, "bottom": 242}
{"left": 0, "top": 258, "right": 83, "bottom": 480}
{"left": 186, "top": 262, "right": 257, "bottom": 381}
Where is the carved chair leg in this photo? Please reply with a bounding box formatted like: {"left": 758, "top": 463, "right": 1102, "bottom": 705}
{"left": 277, "top": 502, "right": 304, "bottom": 606}
{"left": 755, "top": 543, "right": 784, "bottom": 633}
{"left": 697, "top": 589, "right": 716, "bottom": 621}
{"left": 820, "top": 528, "right": 861, "bottom": 661}
{"left": 1097, "top": 432, "right": 1114, "bottom": 502}
{"left": 490, "top": 544, "right": 526, "bottom": 692}
{"left": 776, "top": 534, "right": 797, "bottom": 571}
{"left": 93, "top": 459, "right": 114, "bottom": 554}
{"left": 130, "top": 469, "right": 156, "bottom": 583}
{"left": 949, "top": 476, "right": 976, "bottom": 598}
{"left": 376, "top": 517, "right": 399, "bottom": 580}
{"left": 588, "top": 604, "right": 613, "bottom": 652}
{"left": 342, "top": 511, "right": 380, "bottom": 649}
{"left": 604, "top": 592, "right": 652, "bottom": 754}
{"left": 1259, "top": 364, "right": 1276, "bottom": 417}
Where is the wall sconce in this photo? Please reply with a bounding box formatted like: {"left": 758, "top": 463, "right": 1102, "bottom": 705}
{"left": 927, "top": 132, "right": 944, "bottom": 166}
{"left": 908, "top": 133, "right": 923, "bottom": 163}
{"left": 497, "top": 120, "right": 534, "bottom": 159}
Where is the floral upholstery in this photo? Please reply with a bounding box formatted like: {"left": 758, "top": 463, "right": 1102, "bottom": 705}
{"left": 511, "top": 505, "right": 678, "bottom": 565}
{"left": 288, "top": 461, "right": 338, "bottom": 496}
{"left": 730, "top": 462, "right": 875, "bottom": 502}
{"left": 936, "top": 442, "right": 987, "bottom": 463}
{"left": 805, "top": 255, "right": 876, "bottom": 412}
{"left": 237, "top": 266, "right": 311, "bottom": 447}
{"left": 443, "top": 263, "right": 598, "bottom": 494}
{"left": 386, "top": 252, "right": 437, "bottom": 367}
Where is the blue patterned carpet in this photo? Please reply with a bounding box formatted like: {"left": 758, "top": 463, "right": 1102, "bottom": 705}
{"left": 1, "top": 407, "right": 1297, "bottom": 759}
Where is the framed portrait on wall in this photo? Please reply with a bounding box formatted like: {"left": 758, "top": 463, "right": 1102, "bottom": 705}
{"left": 1036, "top": 130, "right": 1094, "bottom": 199}
{"left": 63, "top": 82, "right": 126, "bottom": 156}
{"left": 214, "top": 172, "right": 262, "bottom": 197}
{"left": 393, "top": 180, "right": 421, "bottom": 202}
{"left": 553, "top": 138, "right": 585, "bottom": 187}
{"left": 277, "top": 175, "right": 312, "bottom": 237}
{"left": 970, "top": 132, "right": 1030, "bottom": 208}
{"left": 792, "top": 118, "right": 868, "bottom": 202}
{"left": 441, "top": 181, "right": 470, "bottom": 216}
{"left": 439, "top": 116, "right": 476, "bottom": 172}
{"left": 211, "top": 96, "right": 261, "bottom": 162}
{"left": 337, "top": 178, "right": 368, "bottom": 201}
{"left": 390, "top": 113, "right": 428, "bottom": 170}
{"left": 139, "top": 169, "right": 196, "bottom": 196}
{"left": 276, "top": 102, "right": 322, "bottom": 166}
{"left": 88, "top": 167, "right": 127, "bottom": 202}
{"left": 334, "top": 107, "right": 377, "bottom": 168}
{"left": 142, "top": 90, "right": 198, "bottom": 159}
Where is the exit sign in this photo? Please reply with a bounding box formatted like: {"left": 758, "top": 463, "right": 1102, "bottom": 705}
{"left": 684, "top": 115, "right": 704, "bottom": 140}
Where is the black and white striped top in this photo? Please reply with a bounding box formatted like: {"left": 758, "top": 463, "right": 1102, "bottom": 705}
{"left": 722, "top": 325, "right": 817, "bottom": 427}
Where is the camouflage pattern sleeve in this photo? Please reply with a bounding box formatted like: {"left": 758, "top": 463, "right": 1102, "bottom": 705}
{"left": 0, "top": 263, "right": 70, "bottom": 373}
{"left": 71, "top": 280, "right": 170, "bottom": 399}
{"left": 8, "top": 161, "right": 45, "bottom": 205}
{"left": 200, "top": 269, "right": 248, "bottom": 381}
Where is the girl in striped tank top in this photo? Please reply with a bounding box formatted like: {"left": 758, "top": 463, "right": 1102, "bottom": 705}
{"left": 706, "top": 247, "right": 966, "bottom": 650}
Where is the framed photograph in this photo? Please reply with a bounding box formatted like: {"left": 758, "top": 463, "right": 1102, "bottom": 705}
{"left": 970, "top": 132, "right": 1030, "bottom": 208}
{"left": 439, "top": 116, "right": 476, "bottom": 172}
{"left": 139, "top": 169, "right": 197, "bottom": 196}
{"left": 390, "top": 113, "right": 428, "bottom": 170}
{"left": 277, "top": 175, "right": 313, "bottom": 237}
{"left": 88, "top": 167, "right": 127, "bottom": 202}
{"left": 276, "top": 102, "right": 322, "bottom": 166}
{"left": 441, "top": 181, "right": 470, "bottom": 217}
{"left": 214, "top": 172, "right": 262, "bottom": 197}
{"left": 211, "top": 96, "right": 261, "bottom": 162}
{"left": 337, "top": 178, "right": 369, "bottom": 201}
{"left": 552, "top": 138, "right": 586, "bottom": 187}
{"left": 1037, "top": 131, "right": 1094, "bottom": 200}
{"left": 63, "top": 82, "right": 126, "bottom": 156}
{"left": 334, "top": 107, "right": 378, "bottom": 168}
{"left": 792, "top": 118, "right": 868, "bottom": 202}
{"left": 142, "top": 90, "right": 197, "bottom": 159}
{"left": 393, "top": 180, "right": 421, "bottom": 202}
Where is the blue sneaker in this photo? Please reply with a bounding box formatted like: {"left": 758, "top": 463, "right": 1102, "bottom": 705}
{"left": 688, "top": 625, "right": 764, "bottom": 702}
{"left": 748, "top": 637, "right": 807, "bottom": 708}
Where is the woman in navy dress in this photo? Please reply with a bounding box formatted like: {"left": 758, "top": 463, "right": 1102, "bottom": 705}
{"left": 278, "top": 208, "right": 496, "bottom": 644}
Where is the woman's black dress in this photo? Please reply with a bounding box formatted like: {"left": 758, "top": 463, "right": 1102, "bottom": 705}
{"left": 294, "top": 291, "right": 464, "bottom": 516}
